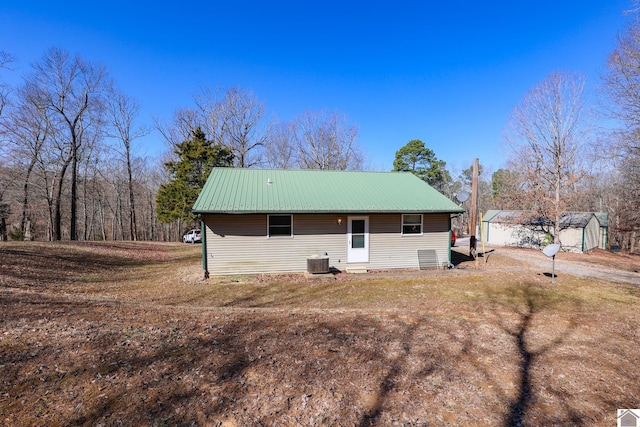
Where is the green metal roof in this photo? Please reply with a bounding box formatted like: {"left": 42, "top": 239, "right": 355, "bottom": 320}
{"left": 483, "top": 210, "right": 609, "bottom": 228}
{"left": 482, "top": 210, "right": 502, "bottom": 222}
{"left": 594, "top": 212, "right": 608, "bottom": 227}
{"left": 193, "top": 168, "right": 463, "bottom": 214}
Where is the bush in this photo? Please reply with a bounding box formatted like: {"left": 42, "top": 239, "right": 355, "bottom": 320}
{"left": 8, "top": 227, "right": 24, "bottom": 241}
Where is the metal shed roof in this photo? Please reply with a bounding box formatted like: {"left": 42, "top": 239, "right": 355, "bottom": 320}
{"left": 192, "top": 168, "right": 464, "bottom": 214}
{"left": 483, "top": 210, "right": 609, "bottom": 229}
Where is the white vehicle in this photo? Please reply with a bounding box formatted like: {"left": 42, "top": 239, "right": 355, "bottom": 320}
{"left": 182, "top": 229, "right": 202, "bottom": 243}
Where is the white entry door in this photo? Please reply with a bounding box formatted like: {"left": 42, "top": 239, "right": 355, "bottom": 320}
{"left": 347, "top": 216, "right": 369, "bottom": 263}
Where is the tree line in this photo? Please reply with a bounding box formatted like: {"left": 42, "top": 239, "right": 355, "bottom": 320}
{"left": 0, "top": 48, "right": 365, "bottom": 242}
{"left": 393, "top": 16, "right": 640, "bottom": 251}
{"left": 2, "top": 12, "right": 640, "bottom": 249}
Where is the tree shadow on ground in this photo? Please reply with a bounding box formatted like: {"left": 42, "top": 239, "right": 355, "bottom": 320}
{"left": 0, "top": 242, "right": 192, "bottom": 290}
{"left": 484, "top": 282, "right": 582, "bottom": 427}
{"left": 1, "top": 292, "right": 482, "bottom": 425}
{"left": 2, "top": 270, "right": 638, "bottom": 426}
{"left": 357, "top": 323, "right": 419, "bottom": 426}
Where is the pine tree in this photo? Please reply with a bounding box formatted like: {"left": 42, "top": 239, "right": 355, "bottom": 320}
{"left": 393, "top": 139, "right": 450, "bottom": 191}
{"left": 156, "top": 128, "right": 234, "bottom": 224}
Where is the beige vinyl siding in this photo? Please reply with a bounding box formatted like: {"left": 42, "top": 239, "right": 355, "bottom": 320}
{"left": 368, "top": 214, "right": 450, "bottom": 270}
{"left": 204, "top": 213, "right": 346, "bottom": 275}
{"left": 203, "top": 213, "right": 452, "bottom": 275}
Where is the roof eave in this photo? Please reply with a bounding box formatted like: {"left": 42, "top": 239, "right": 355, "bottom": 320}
{"left": 193, "top": 208, "right": 464, "bottom": 215}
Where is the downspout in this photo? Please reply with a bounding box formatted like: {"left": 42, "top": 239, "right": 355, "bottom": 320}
{"left": 582, "top": 226, "right": 585, "bottom": 253}
{"left": 448, "top": 214, "right": 453, "bottom": 268}
{"left": 448, "top": 229, "right": 452, "bottom": 266}
{"left": 200, "top": 215, "right": 209, "bottom": 279}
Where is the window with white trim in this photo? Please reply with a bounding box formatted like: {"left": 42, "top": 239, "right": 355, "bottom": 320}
{"left": 268, "top": 214, "right": 292, "bottom": 237}
{"left": 402, "top": 214, "right": 423, "bottom": 235}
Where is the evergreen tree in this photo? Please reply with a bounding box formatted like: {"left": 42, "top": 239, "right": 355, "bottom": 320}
{"left": 393, "top": 139, "right": 450, "bottom": 191}
{"left": 156, "top": 128, "right": 234, "bottom": 224}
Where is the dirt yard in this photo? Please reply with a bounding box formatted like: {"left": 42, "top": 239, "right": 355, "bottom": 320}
{"left": 1, "top": 241, "right": 639, "bottom": 426}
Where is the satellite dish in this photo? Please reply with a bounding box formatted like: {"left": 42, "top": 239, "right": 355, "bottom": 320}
{"left": 542, "top": 243, "right": 561, "bottom": 283}
{"left": 456, "top": 191, "right": 470, "bottom": 203}
{"left": 542, "top": 243, "right": 560, "bottom": 257}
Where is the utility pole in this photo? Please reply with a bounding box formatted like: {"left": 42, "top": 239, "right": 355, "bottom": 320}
{"left": 469, "top": 158, "right": 479, "bottom": 259}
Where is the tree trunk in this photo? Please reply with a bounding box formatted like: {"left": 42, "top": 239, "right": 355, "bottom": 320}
{"left": 82, "top": 177, "right": 89, "bottom": 241}
{"left": 553, "top": 136, "right": 562, "bottom": 244}
{"left": 98, "top": 194, "right": 107, "bottom": 241}
{"left": 127, "top": 152, "right": 137, "bottom": 241}
{"left": 43, "top": 171, "right": 55, "bottom": 242}
{"left": 149, "top": 190, "right": 156, "bottom": 241}
{"left": 21, "top": 158, "right": 37, "bottom": 236}
{"left": 53, "top": 159, "right": 71, "bottom": 241}
{"left": 118, "top": 190, "right": 126, "bottom": 241}
{"left": 70, "top": 147, "right": 78, "bottom": 241}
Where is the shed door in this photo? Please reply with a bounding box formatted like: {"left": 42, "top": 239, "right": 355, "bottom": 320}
{"left": 347, "top": 216, "right": 369, "bottom": 263}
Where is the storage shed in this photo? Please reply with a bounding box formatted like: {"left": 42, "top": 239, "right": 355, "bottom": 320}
{"left": 482, "top": 210, "right": 608, "bottom": 253}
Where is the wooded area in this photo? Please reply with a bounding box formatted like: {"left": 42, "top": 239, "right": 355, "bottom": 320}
{"left": 1, "top": 17, "right": 640, "bottom": 250}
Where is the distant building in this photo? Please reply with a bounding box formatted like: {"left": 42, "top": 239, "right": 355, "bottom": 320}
{"left": 482, "top": 210, "right": 608, "bottom": 253}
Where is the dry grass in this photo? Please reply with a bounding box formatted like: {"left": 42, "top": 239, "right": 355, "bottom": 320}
{"left": 0, "top": 241, "right": 639, "bottom": 426}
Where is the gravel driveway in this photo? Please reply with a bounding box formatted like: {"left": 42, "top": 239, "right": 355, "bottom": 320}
{"left": 487, "top": 245, "right": 640, "bottom": 285}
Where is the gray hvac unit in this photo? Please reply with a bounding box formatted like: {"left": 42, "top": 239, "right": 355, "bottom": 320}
{"left": 307, "top": 255, "right": 330, "bottom": 274}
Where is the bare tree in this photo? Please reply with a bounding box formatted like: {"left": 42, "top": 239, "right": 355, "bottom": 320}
{"left": 503, "top": 71, "right": 590, "bottom": 242}
{"left": 215, "top": 87, "right": 268, "bottom": 167}
{"left": 0, "top": 164, "right": 13, "bottom": 241}
{"left": 155, "top": 107, "right": 201, "bottom": 150}
{"left": 265, "top": 121, "right": 296, "bottom": 169}
{"left": 157, "top": 86, "right": 270, "bottom": 168}
{"left": 26, "top": 47, "right": 108, "bottom": 240}
{"left": 603, "top": 21, "right": 640, "bottom": 149}
{"left": 292, "top": 110, "right": 364, "bottom": 170}
{"left": 0, "top": 82, "right": 51, "bottom": 238}
{"left": 0, "top": 51, "right": 14, "bottom": 118}
{"left": 0, "top": 49, "right": 175, "bottom": 242}
{"left": 106, "top": 88, "right": 149, "bottom": 240}
{"left": 602, "top": 19, "right": 640, "bottom": 249}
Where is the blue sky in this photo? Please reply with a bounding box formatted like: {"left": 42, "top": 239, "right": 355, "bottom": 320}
{"left": 1, "top": 1, "right": 633, "bottom": 174}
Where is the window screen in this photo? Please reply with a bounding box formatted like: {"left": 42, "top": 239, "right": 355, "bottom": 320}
{"left": 268, "top": 215, "right": 292, "bottom": 237}
{"left": 402, "top": 214, "right": 422, "bottom": 235}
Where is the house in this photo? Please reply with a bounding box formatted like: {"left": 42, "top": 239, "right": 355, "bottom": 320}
{"left": 482, "top": 210, "right": 608, "bottom": 253}
{"left": 192, "top": 168, "right": 463, "bottom": 275}
{"left": 619, "top": 409, "right": 640, "bottom": 427}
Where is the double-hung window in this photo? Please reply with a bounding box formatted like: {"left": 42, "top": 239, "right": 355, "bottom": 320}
{"left": 268, "top": 214, "right": 292, "bottom": 237}
{"left": 402, "top": 214, "right": 423, "bottom": 235}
